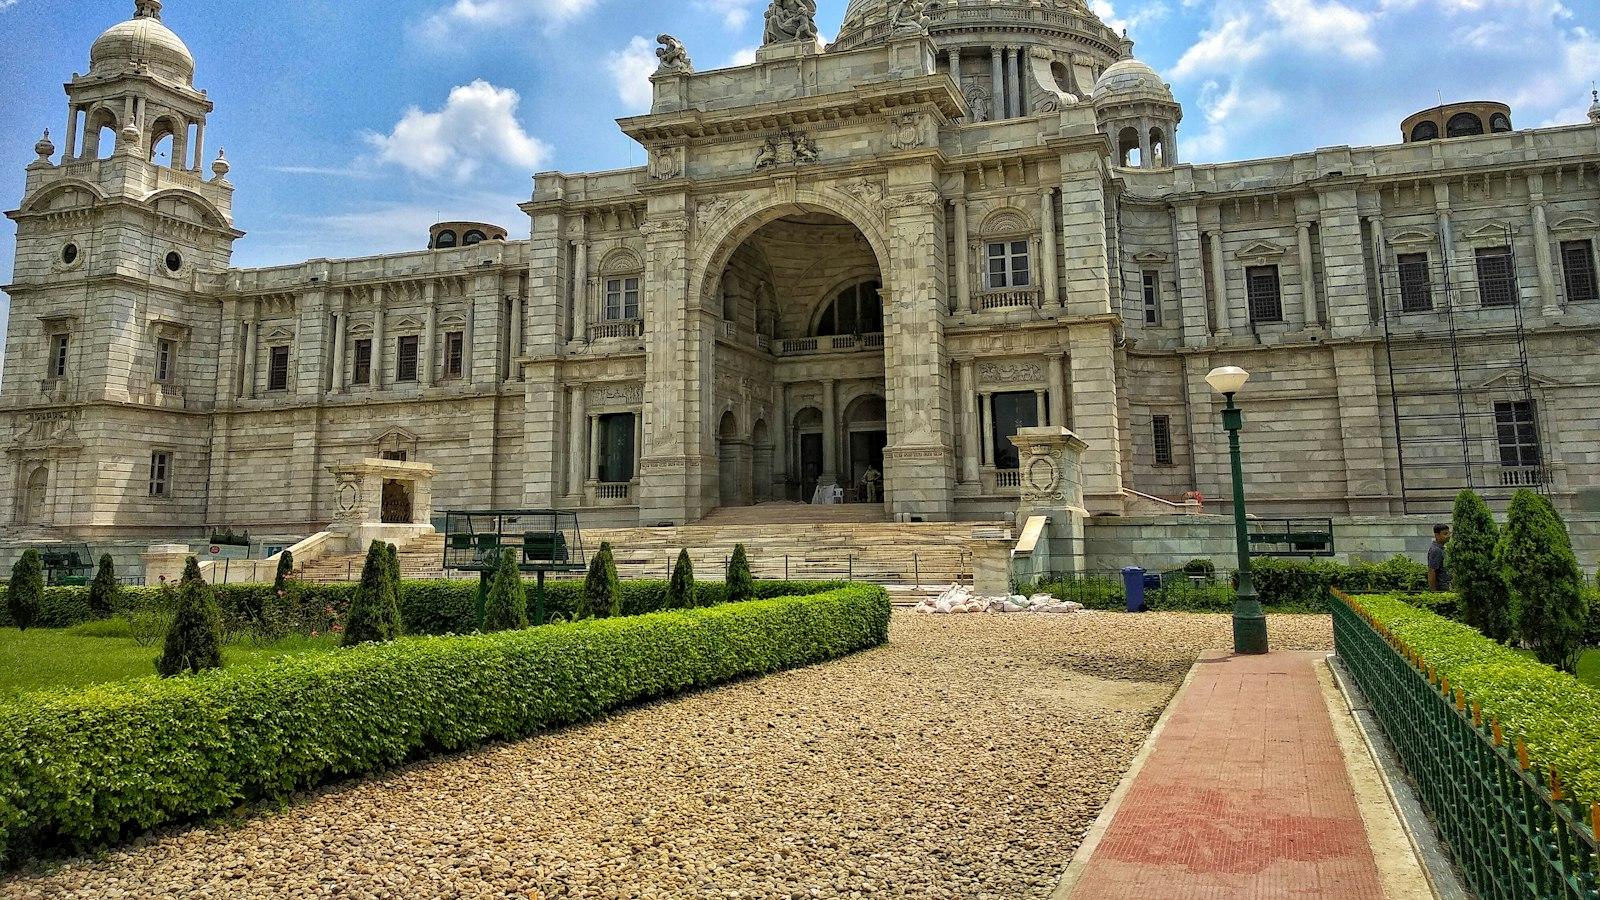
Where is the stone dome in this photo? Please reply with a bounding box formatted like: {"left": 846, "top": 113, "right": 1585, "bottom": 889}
{"left": 1091, "top": 57, "right": 1170, "bottom": 102}
{"left": 89, "top": 3, "right": 195, "bottom": 86}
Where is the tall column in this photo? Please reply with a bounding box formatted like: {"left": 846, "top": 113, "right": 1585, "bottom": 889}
{"left": 63, "top": 106, "right": 78, "bottom": 160}
{"left": 567, "top": 385, "right": 587, "bottom": 500}
{"left": 171, "top": 124, "right": 188, "bottom": 172}
{"left": 979, "top": 392, "right": 993, "bottom": 466}
{"left": 1039, "top": 188, "right": 1059, "bottom": 307}
{"left": 589, "top": 415, "right": 603, "bottom": 483}
{"left": 511, "top": 292, "right": 525, "bottom": 364}
{"left": 1208, "top": 230, "right": 1230, "bottom": 335}
{"left": 633, "top": 411, "right": 644, "bottom": 480}
{"left": 959, "top": 361, "right": 979, "bottom": 484}
{"left": 242, "top": 303, "right": 259, "bottom": 399}
{"left": 330, "top": 310, "right": 346, "bottom": 393}
{"left": 1005, "top": 48, "right": 1022, "bottom": 118}
{"left": 371, "top": 286, "right": 386, "bottom": 390}
{"left": 1297, "top": 221, "right": 1318, "bottom": 327}
{"left": 990, "top": 47, "right": 1005, "bottom": 120}
{"left": 820, "top": 378, "right": 838, "bottom": 484}
{"left": 1047, "top": 352, "right": 1068, "bottom": 429}
{"left": 952, "top": 198, "right": 972, "bottom": 313}
{"left": 773, "top": 384, "right": 789, "bottom": 493}
{"left": 946, "top": 49, "right": 962, "bottom": 95}
{"left": 422, "top": 283, "right": 437, "bottom": 387}
{"left": 1530, "top": 179, "right": 1559, "bottom": 314}
{"left": 191, "top": 121, "right": 205, "bottom": 171}
{"left": 572, "top": 238, "right": 589, "bottom": 342}
{"left": 1034, "top": 389, "right": 1048, "bottom": 426}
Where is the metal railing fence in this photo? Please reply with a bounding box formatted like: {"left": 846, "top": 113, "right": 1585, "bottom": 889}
{"left": 1332, "top": 593, "right": 1600, "bottom": 899}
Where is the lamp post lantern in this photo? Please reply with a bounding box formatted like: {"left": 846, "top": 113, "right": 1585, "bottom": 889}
{"left": 1206, "top": 365, "right": 1269, "bottom": 655}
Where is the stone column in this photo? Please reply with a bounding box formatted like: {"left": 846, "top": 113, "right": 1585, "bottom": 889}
{"left": 422, "top": 282, "right": 437, "bottom": 388}
{"left": 330, "top": 310, "right": 346, "bottom": 393}
{"left": 511, "top": 292, "right": 525, "bottom": 363}
{"left": 372, "top": 286, "right": 386, "bottom": 390}
{"left": 959, "top": 361, "right": 979, "bottom": 484}
{"left": 192, "top": 121, "right": 205, "bottom": 171}
{"left": 1530, "top": 180, "right": 1559, "bottom": 314}
{"left": 1034, "top": 389, "right": 1048, "bottom": 426}
{"left": 1138, "top": 120, "right": 1152, "bottom": 168}
{"left": 946, "top": 49, "right": 961, "bottom": 95}
{"left": 1039, "top": 188, "right": 1059, "bottom": 307}
{"left": 773, "top": 384, "right": 789, "bottom": 494}
{"left": 1005, "top": 48, "right": 1022, "bottom": 118}
{"left": 990, "top": 47, "right": 1005, "bottom": 120}
{"left": 820, "top": 378, "right": 838, "bottom": 485}
{"left": 1059, "top": 161, "right": 1110, "bottom": 317}
{"left": 171, "top": 123, "right": 188, "bottom": 172}
{"left": 1208, "top": 230, "right": 1229, "bottom": 335}
{"left": 979, "top": 392, "right": 993, "bottom": 466}
{"left": 1047, "top": 352, "right": 1068, "bottom": 429}
{"left": 589, "top": 414, "right": 603, "bottom": 483}
{"left": 572, "top": 238, "right": 589, "bottom": 342}
{"left": 952, "top": 198, "right": 972, "bottom": 313}
{"left": 64, "top": 106, "right": 78, "bottom": 160}
{"left": 1297, "top": 221, "right": 1318, "bottom": 328}
{"left": 567, "top": 384, "right": 586, "bottom": 500}
{"left": 242, "top": 302, "right": 259, "bottom": 399}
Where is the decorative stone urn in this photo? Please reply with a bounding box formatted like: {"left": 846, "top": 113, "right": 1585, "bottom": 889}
{"left": 326, "top": 458, "right": 438, "bottom": 552}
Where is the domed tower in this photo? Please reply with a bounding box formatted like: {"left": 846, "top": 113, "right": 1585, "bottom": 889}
{"left": 830, "top": 0, "right": 1124, "bottom": 121}
{"left": 3, "top": 0, "right": 239, "bottom": 531}
{"left": 1091, "top": 38, "right": 1182, "bottom": 168}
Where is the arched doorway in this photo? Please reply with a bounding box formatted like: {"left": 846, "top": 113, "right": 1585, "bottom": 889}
{"left": 792, "top": 407, "right": 824, "bottom": 501}
{"left": 19, "top": 466, "right": 48, "bottom": 525}
{"left": 843, "top": 394, "right": 887, "bottom": 504}
{"left": 717, "top": 411, "right": 750, "bottom": 508}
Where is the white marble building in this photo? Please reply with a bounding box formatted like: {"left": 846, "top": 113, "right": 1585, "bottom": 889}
{"left": 6, "top": 0, "right": 1600, "bottom": 540}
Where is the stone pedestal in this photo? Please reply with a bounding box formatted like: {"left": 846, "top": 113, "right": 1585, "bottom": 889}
{"left": 327, "top": 458, "right": 438, "bottom": 552}
{"left": 141, "top": 543, "right": 193, "bottom": 586}
{"left": 1010, "top": 426, "right": 1090, "bottom": 578}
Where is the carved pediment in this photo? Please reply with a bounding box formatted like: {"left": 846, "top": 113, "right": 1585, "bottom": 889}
{"left": 373, "top": 426, "right": 420, "bottom": 445}
{"left": 1464, "top": 222, "right": 1513, "bottom": 244}
{"left": 439, "top": 314, "right": 468, "bottom": 329}
{"left": 1552, "top": 215, "right": 1598, "bottom": 235}
{"left": 1387, "top": 229, "right": 1435, "bottom": 246}
{"left": 348, "top": 321, "right": 374, "bottom": 336}
{"left": 391, "top": 316, "right": 424, "bottom": 332}
{"left": 599, "top": 248, "right": 643, "bottom": 276}
{"left": 981, "top": 209, "right": 1030, "bottom": 239}
{"left": 1476, "top": 369, "right": 1562, "bottom": 391}
{"left": 264, "top": 326, "right": 295, "bottom": 342}
{"left": 1234, "top": 240, "right": 1286, "bottom": 260}
{"left": 1132, "top": 250, "right": 1170, "bottom": 264}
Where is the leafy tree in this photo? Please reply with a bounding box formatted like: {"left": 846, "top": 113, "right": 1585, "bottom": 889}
{"left": 7, "top": 549, "right": 43, "bottom": 630}
{"left": 88, "top": 553, "right": 121, "bottom": 619}
{"left": 272, "top": 549, "right": 295, "bottom": 595}
{"left": 156, "top": 557, "right": 224, "bottom": 677}
{"left": 580, "top": 542, "right": 622, "bottom": 619}
{"left": 482, "top": 548, "right": 529, "bottom": 632}
{"left": 1496, "top": 490, "right": 1589, "bottom": 673}
{"left": 1448, "top": 489, "right": 1512, "bottom": 642}
{"left": 343, "top": 541, "right": 401, "bottom": 646}
{"left": 726, "top": 544, "right": 754, "bottom": 605}
{"left": 666, "top": 549, "right": 697, "bottom": 609}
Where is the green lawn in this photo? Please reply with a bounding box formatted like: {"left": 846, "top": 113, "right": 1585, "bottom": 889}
{"left": 0, "top": 625, "right": 338, "bottom": 696}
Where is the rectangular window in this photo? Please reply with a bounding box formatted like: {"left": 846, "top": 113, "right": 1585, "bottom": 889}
{"left": 1475, "top": 245, "right": 1518, "bottom": 307}
{"left": 49, "top": 334, "right": 69, "bottom": 378}
{"left": 148, "top": 451, "right": 171, "bottom": 498}
{"left": 597, "top": 412, "right": 637, "bottom": 483}
{"left": 990, "top": 391, "right": 1040, "bottom": 470}
{"left": 1494, "top": 399, "right": 1542, "bottom": 469}
{"left": 1397, "top": 252, "right": 1433, "bottom": 312}
{"left": 155, "top": 338, "right": 175, "bottom": 383}
{"left": 986, "top": 241, "right": 1031, "bottom": 290}
{"left": 1246, "top": 265, "right": 1283, "bottom": 323}
{"left": 1561, "top": 240, "right": 1598, "bottom": 302}
{"left": 605, "top": 277, "right": 641, "bottom": 321}
{"left": 353, "top": 339, "right": 372, "bottom": 385}
{"left": 1152, "top": 415, "right": 1174, "bottom": 466}
{"left": 445, "top": 331, "right": 465, "bottom": 378}
{"left": 396, "top": 335, "right": 419, "bottom": 383}
{"left": 267, "top": 346, "right": 290, "bottom": 391}
{"left": 1141, "top": 271, "right": 1160, "bottom": 325}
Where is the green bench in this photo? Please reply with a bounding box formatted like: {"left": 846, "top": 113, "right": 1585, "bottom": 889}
{"left": 522, "top": 532, "right": 569, "bottom": 565}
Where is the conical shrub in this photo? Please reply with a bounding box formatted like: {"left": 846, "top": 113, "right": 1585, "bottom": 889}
{"left": 385, "top": 542, "right": 402, "bottom": 609}
{"left": 156, "top": 557, "right": 224, "bottom": 677}
{"left": 580, "top": 542, "right": 622, "bottom": 619}
{"left": 272, "top": 549, "right": 295, "bottom": 595}
{"left": 1496, "top": 490, "right": 1589, "bottom": 673}
{"left": 483, "top": 548, "right": 529, "bottom": 632}
{"left": 726, "top": 543, "right": 754, "bottom": 605}
{"left": 1448, "top": 489, "right": 1511, "bottom": 642}
{"left": 666, "top": 549, "right": 697, "bottom": 609}
{"left": 343, "top": 541, "right": 401, "bottom": 646}
{"left": 7, "top": 549, "right": 43, "bottom": 630}
{"left": 87, "top": 553, "right": 120, "bottom": 619}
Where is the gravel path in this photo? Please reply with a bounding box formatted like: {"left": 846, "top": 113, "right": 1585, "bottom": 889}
{"left": 3, "top": 612, "right": 1332, "bottom": 900}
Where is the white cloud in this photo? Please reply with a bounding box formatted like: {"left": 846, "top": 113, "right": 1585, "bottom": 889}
{"left": 1089, "top": 0, "right": 1170, "bottom": 36}
{"left": 727, "top": 46, "right": 759, "bottom": 67}
{"left": 416, "top": 0, "right": 598, "bottom": 42}
{"left": 608, "top": 36, "right": 658, "bottom": 111}
{"left": 364, "top": 80, "right": 551, "bottom": 181}
{"left": 0, "top": 1, "right": 19, "bottom": 11}
{"left": 696, "top": 0, "right": 759, "bottom": 29}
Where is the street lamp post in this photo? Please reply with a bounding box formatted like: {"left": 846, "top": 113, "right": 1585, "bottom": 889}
{"left": 1207, "top": 365, "right": 1269, "bottom": 655}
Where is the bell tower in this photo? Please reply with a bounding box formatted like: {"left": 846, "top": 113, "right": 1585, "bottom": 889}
{"left": 2, "top": 0, "right": 240, "bottom": 534}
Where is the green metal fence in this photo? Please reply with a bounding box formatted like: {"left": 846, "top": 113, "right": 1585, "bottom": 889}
{"left": 1331, "top": 593, "right": 1600, "bottom": 899}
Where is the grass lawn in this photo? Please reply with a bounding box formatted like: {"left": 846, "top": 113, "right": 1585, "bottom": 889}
{"left": 1578, "top": 650, "right": 1600, "bottom": 690}
{"left": 0, "top": 624, "right": 338, "bottom": 696}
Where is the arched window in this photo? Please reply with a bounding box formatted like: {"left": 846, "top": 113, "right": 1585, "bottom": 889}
{"left": 1410, "top": 120, "right": 1439, "bottom": 142}
{"left": 1118, "top": 126, "right": 1141, "bottom": 167}
{"left": 1489, "top": 113, "right": 1512, "bottom": 133}
{"left": 85, "top": 108, "right": 119, "bottom": 160}
{"left": 463, "top": 230, "right": 486, "bottom": 245}
{"left": 1149, "top": 127, "right": 1167, "bottom": 168}
{"left": 815, "top": 280, "right": 883, "bottom": 337}
{"left": 1446, "top": 113, "right": 1484, "bottom": 138}
{"left": 1051, "top": 61, "right": 1072, "bottom": 93}
{"left": 148, "top": 117, "right": 180, "bottom": 166}
{"left": 434, "top": 230, "right": 458, "bottom": 249}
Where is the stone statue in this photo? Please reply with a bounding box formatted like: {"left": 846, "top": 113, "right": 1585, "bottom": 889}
{"left": 763, "top": 0, "right": 818, "bottom": 45}
{"left": 965, "top": 87, "right": 991, "bottom": 122}
{"left": 792, "top": 133, "right": 819, "bottom": 163}
{"left": 889, "top": 0, "right": 929, "bottom": 33}
{"left": 655, "top": 34, "right": 693, "bottom": 74}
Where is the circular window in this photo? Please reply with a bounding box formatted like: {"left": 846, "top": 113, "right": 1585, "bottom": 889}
{"left": 164, "top": 251, "right": 183, "bottom": 272}
{"left": 61, "top": 243, "right": 79, "bottom": 265}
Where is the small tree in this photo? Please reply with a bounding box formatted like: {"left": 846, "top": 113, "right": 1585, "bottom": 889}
{"left": 666, "top": 549, "right": 697, "bottom": 609}
{"left": 343, "top": 541, "right": 401, "bottom": 646}
{"left": 580, "top": 542, "right": 622, "bottom": 619}
{"left": 88, "top": 553, "right": 120, "bottom": 619}
{"left": 482, "top": 548, "right": 529, "bottom": 632}
{"left": 272, "top": 549, "right": 295, "bottom": 594}
{"left": 1448, "top": 489, "right": 1512, "bottom": 642}
{"left": 726, "top": 543, "right": 754, "bottom": 605}
{"left": 1496, "top": 490, "right": 1589, "bottom": 673}
{"left": 385, "top": 542, "right": 402, "bottom": 606}
{"left": 156, "top": 557, "right": 224, "bottom": 677}
{"left": 7, "top": 549, "right": 43, "bottom": 630}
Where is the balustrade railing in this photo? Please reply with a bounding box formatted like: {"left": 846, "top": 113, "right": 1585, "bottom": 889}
{"left": 594, "top": 482, "right": 631, "bottom": 501}
{"left": 995, "top": 469, "right": 1022, "bottom": 489}
{"left": 588, "top": 320, "right": 642, "bottom": 341}
{"left": 776, "top": 333, "right": 885, "bottom": 356}
{"left": 980, "top": 290, "right": 1040, "bottom": 311}
{"left": 1500, "top": 466, "right": 1550, "bottom": 487}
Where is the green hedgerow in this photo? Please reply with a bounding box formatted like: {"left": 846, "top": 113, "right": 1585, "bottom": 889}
{"left": 87, "top": 554, "right": 120, "bottom": 620}
{"left": 726, "top": 544, "right": 754, "bottom": 605}
{"left": 343, "top": 541, "right": 401, "bottom": 646}
{"left": 579, "top": 543, "right": 622, "bottom": 620}
{"left": 155, "top": 558, "right": 224, "bottom": 677}
{"left": 666, "top": 549, "right": 697, "bottom": 609}
{"left": 1497, "top": 490, "right": 1589, "bottom": 673}
{"left": 482, "top": 548, "right": 529, "bottom": 632}
{"left": 273, "top": 550, "right": 295, "bottom": 595}
{"left": 1448, "top": 489, "right": 1512, "bottom": 643}
{"left": 7, "top": 549, "right": 44, "bottom": 631}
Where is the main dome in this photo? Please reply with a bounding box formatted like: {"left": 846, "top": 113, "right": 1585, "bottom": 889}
{"left": 831, "top": 0, "right": 1121, "bottom": 57}
{"left": 89, "top": 3, "right": 195, "bottom": 86}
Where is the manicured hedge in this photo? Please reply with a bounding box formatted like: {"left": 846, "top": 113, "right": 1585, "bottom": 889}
{"left": 0, "top": 585, "right": 890, "bottom": 863}
{"left": 1038, "top": 556, "right": 1429, "bottom": 614}
{"left": 1347, "top": 593, "right": 1600, "bottom": 806}
{"left": 0, "top": 578, "right": 846, "bottom": 634}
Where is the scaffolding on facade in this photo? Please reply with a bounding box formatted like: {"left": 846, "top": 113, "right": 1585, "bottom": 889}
{"left": 1377, "top": 222, "right": 1550, "bottom": 515}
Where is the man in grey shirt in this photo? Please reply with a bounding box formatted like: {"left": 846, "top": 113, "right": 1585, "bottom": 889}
{"left": 1427, "top": 523, "right": 1451, "bottom": 591}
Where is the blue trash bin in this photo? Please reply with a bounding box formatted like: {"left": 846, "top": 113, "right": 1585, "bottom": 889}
{"left": 1122, "top": 566, "right": 1148, "bottom": 613}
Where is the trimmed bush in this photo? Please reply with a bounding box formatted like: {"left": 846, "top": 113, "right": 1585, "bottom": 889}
{"left": 272, "top": 550, "right": 295, "bottom": 595}
{"left": 0, "top": 585, "right": 890, "bottom": 863}
{"left": 1040, "top": 556, "right": 1428, "bottom": 614}
{"left": 87, "top": 555, "right": 119, "bottom": 620}
{"left": 666, "top": 550, "right": 697, "bottom": 609}
{"left": 6, "top": 551, "right": 44, "bottom": 631}
{"left": 1449, "top": 489, "right": 1511, "bottom": 643}
{"left": 384, "top": 543, "right": 402, "bottom": 607}
{"left": 1497, "top": 490, "right": 1589, "bottom": 673}
{"left": 155, "top": 558, "right": 224, "bottom": 678}
{"left": 482, "top": 549, "right": 529, "bottom": 632}
{"left": 579, "top": 543, "right": 622, "bottom": 620}
{"left": 726, "top": 544, "right": 754, "bottom": 606}
{"left": 342, "top": 542, "right": 401, "bottom": 646}
{"left": 1345, "top": 593, "right": 1600, "bottom": 806}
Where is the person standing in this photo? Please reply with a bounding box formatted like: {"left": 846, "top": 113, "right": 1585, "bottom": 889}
{"left": 1427, "top": 523, "right": 1452, "bottom": 591}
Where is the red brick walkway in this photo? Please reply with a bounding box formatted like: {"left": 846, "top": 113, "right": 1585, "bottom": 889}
{"left": 1067, "top": 651, "right": 1385, "bottom": 900}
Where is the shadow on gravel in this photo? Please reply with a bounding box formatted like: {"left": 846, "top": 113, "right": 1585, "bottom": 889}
{"left": 1054, "top": 653, "right": 1195, "bottom": 683}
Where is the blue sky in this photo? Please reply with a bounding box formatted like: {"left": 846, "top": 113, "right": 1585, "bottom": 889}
{"left": 0, "top": 0, "right": 1596, "bottom": 345}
